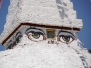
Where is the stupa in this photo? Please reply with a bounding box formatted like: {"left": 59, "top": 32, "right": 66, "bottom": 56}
{"left": 0, "top": 0, "right": 91, "bottom": 68}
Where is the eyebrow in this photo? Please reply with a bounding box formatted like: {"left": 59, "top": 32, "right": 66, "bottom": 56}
{"left": 7, "top": 40, "right": 12, "bottom": 47}
{"left": 28, "top": 31, "right": 44, "bottom": 35}
{"left": 57, "top": 31, "right": 75, "bottom": 37}
{"left": 25, "top": 28, "right": 45, "bottom": 34}
{"left": 15, "top": 32, "right": 22, "bottom": 38}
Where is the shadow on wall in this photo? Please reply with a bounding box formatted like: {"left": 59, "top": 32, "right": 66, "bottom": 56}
{"left": 56, "top": 0, "right": 67, "bottom": 19}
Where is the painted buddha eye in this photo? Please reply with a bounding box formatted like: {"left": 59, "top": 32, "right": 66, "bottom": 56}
{"left": 15, "top": 32, "right": 22, "bottom": 43}
{"left": 29, "top": 32, "right": 44, "bottom": 41}
{"left": 59, "top": 35, "right": 74, "bottom": 43}
{"left": 58, "top": 31, "right": 75, "bottom": 44}
{"left": 26, "top": 28, "right": 46, "bottom": 42}
{"left": 7, "top": 40, "right": 13, "bottom": 49}
{"left": 32, "top": 32, "right": 40, "bottom": 39}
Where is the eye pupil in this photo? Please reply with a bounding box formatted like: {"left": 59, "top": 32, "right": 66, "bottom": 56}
{"left": 32, "top": 32, "right": 40, "bottom": 39}
{"left": 62, "top": 36, "right": 70, "bottom": 42}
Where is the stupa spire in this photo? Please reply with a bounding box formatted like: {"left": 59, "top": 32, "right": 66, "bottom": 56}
{"left": 0, "top": 0, "right": 83, "bottom": 44}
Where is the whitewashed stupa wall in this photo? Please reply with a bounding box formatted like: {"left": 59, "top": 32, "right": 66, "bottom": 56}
{"left": 1, "top": 33, "right": 91, "bottom": 68}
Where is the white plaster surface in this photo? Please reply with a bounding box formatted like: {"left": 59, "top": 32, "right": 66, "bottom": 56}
{"left": 0, "top": 0, "right": 83, "bottom": 44}
{"left": 0, "top": 35, "right": 91, "bottom": 68}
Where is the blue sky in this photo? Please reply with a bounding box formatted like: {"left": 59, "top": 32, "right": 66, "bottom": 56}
{"left": 0, "top": 0, "right": 91, "bottom": 51}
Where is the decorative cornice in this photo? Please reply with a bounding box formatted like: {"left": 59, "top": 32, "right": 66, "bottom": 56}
{"left": 2, "top": 22, "right": 80, "bottom": 45}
